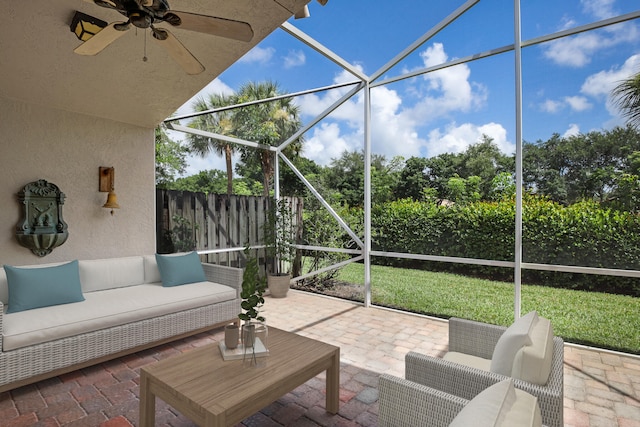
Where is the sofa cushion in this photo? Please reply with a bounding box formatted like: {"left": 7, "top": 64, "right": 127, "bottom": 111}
{"left": 155, "top": 252, "right": 206, "bottom": 287}
{"left": 79, "top": 257, "right": 145, "bottom": 292}
{"left": 4, "top": 261, "right": 84, "bottom": 314}
{"left": 490, "top": 311, "right": 537, "bottom": 376}
{"left": 512, "top": 315, "right": 554, "bottom": 385}
{"left": 449, "top": 379, "right": 542, "bottom": 427}
{"left": 2, "top": 281, "right": 236, "bottom": 351}
{"left": 143, "top": 255, "right": 162, "bottom": 283}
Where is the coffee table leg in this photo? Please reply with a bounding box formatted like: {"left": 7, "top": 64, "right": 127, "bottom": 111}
{"left": 326, "top": 348, "right": 340, "bottom": 414}
{"left": 139, "top": 371, "right": 156, "bottom": 427}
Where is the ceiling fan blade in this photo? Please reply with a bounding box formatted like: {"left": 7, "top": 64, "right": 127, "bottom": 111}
{"left": 73, "top": 22, "right": 129, "bottom": 55}
{"left": 151, "top": 29, "right": 205, "bottom": 75}
{"left": 165, "top": 11, "right": 253, "bottom": 42}
{"left": 83, "top": 0, "right": 118, "bottom": 9}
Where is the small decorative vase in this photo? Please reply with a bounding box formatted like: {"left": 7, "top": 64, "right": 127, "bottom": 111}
{"left": 242, "top": 323, "right": 256, "bottom": 348}
{"left": 224, "top": 324, "right": 239, "bottom": 349}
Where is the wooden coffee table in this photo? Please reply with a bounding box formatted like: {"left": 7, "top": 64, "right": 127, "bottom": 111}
{"left": 139, "top": 327, "right": 340, "bottom": 427}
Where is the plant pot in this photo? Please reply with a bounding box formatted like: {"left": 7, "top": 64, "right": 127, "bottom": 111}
{"left": 268, "top": 273, "right": 291, "bottom": 298}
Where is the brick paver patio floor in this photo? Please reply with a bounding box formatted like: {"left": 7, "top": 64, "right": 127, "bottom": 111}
{"left": 1, "top": 290, "right": 639, "bottom": 426}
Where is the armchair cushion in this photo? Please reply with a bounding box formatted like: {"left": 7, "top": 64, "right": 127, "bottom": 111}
{"left": 490, "top": 311, "right": 536, "bottom": 376}
{"left": 513, "top": 315, "right": 554, "bottom": 385}
{"left": 450, "top": 379, "right": 542, "bottom": 427}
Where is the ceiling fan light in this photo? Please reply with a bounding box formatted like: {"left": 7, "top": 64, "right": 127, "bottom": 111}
{"left": 70, "top": 11, "right": 108, "bottom": 42}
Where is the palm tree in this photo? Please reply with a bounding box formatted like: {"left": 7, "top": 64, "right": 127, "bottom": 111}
{"left": 186, "top": 93, "right": 238, "bottom": 195}
{"left": 233, "top": 81, "right": 303, "bottom": 196}
{"left": 612, "top": 71, "right": 640, "bottom": 129}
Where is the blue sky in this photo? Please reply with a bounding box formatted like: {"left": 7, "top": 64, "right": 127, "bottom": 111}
{"left": 172, "top": 0, "right": 640, "bottom": 175}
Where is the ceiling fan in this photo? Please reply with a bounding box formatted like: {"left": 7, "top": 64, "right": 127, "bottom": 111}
{"left": 74, "top": 0, "right": 254, "bottom": 75}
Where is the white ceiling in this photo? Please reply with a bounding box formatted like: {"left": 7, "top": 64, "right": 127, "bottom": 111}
{"left": 0, "top": 0, "right": 310, "bottom": 128}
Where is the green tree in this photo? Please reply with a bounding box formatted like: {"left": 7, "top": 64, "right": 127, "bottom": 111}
{"left": 155, "top": 124, "right": 188, "bottom": 187}
{"left": 457, "top": 135, "right": 514, "bottom": 198}
{"left": 445, "top": 175, "right": 481, "bottom": 204}
{"left": 171, "top": 169, "right": 263, "bottom": 195}
{"left": 612, "top": 71, "right": 640, "bottom": 129}
{"left": 609, "top": 173, "right": 640, "bottom": 213}
{"left": 523, "top": 127, "right": 640, "bottom": 205}
{"left": 395, "top": 135, "right": 512, "bottom": 202}
{"left": 394, "top": 156, "right": 431, "bottom": 200}
{"left": 186, "top": 93, "right": 238, "bottom": 195}
{"left": 322, "top": 150, "right": 393, "bottom": 207}
{"left": 489, "top": 172, "right": 516, "bottom": 201}
{"left": 233, "top": 81, "right": 303, "bottom": 196}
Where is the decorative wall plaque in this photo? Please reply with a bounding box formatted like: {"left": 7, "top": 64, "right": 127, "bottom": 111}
{"left": 15, "top": 179, "right": 69, "bottom": 256}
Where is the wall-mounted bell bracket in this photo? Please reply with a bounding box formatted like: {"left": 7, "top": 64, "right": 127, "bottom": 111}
{"left": 99, "top": 166, "right": 115, "bottom": 192}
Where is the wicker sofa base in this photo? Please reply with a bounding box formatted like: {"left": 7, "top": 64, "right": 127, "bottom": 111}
{"left": 0, "top": 299, "right": 240, "bottom": 393}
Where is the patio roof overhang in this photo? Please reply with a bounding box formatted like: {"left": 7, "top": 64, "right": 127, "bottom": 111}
{"left": 0, "top": 0, "right": 311, "bottom": 128}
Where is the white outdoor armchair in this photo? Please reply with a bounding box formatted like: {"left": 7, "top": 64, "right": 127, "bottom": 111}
{"left": 379, "top": 314, "right": 564, "bottom": 427}
{"left": 379, "top": 376, "right": 549, "bottom": 427}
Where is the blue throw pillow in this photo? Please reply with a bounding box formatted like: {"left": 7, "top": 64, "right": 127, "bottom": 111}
{"left": 4, "top": 260, "right": 85, "bottom": 313}
{"left": 155, "top": 252, "right": 206, "bottom": 287}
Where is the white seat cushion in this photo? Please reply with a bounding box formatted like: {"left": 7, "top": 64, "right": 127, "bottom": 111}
{"left": 449, "top": 379, "right": 542, "bottom": 427}
{"left": 2, "top": 282, "right": 236, "bottom": 351}
{"left": 444, "top": 351, "right": 492, "bottom": 371}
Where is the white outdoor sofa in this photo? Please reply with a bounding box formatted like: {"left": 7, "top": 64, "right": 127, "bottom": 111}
{"left": 0, "top": 253, "right": 242, "bottom": 392}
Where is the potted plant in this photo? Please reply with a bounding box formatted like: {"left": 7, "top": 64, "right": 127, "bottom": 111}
{"left": 238, "top": 248, "right": 268, "bottom": 354}
{"left": 263, "top": 198, "right": 297, "bottom": 297}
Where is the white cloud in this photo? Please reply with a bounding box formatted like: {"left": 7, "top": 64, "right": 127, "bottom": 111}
{"left": 564, "top": 96, "right": 592, "bottom": 112}
{"left": 182, "top": 153, "right": 230, "bottom": 177}
{"left": 544, "top": 33, "right": 608, "bottom": 67}
{"left": 283, "top": 50, "right": 306, "bottom": 69}
{"left": 581, "top": 0, "right": 616, "bottom": 20}
{"left": 539, "top": 96, "right": 592, "bottom": 114}
{"left": 297, "top": 43, "right": 508, "bottom": 164}
{"left": 580, "top": 54, "right": 640, "bottom": 118}
{"left": 409, "top": 43, "right": 487, "bottom": 119}
{"left": 426, "top": 122, "right": 512, "bottom": 158}
{"left": 543, "top": 3, "right": 638, "bottom": 67}
{"left": 540, "top": 99, "right": 563, "bottom": 113}
{"left": 563, "top": 124, "right": 581, "bottom": 138}
{"left": 238, "top": 46, "right": 275, "bottom": 64}
{"left": 303, "top": 123, "right": 351, "bottom": 165}
{"left": 581, "top": 54, "right": 640, "bottom": 98}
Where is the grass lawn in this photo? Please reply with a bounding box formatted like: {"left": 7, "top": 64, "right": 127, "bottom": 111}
{"left": 333, "top": 262, "right": 640, "bottom": 354}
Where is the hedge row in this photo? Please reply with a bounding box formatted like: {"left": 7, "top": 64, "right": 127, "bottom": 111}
{"left": 368, "top": 196, "right": 640, "bottom": 296}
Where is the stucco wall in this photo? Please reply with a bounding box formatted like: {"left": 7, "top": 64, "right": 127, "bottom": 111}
{"left": 0, "top": 98, "right": 156, "bottom": 265}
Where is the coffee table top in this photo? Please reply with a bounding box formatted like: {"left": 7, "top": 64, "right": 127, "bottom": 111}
{"left": 140, "top": 327, "right": 340, "bottom": 426}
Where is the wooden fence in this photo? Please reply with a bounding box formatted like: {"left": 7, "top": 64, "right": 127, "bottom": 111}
{"left": 156, "top": 189, "right": 302, "bottom": 268}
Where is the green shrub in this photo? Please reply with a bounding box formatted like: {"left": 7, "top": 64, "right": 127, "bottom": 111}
{"left": 366, "top": 195, "right": 640, "bottom": 296}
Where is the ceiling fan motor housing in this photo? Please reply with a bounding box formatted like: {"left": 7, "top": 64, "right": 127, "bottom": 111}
{"left": 129, "top": 11, "right": 153, "bottom": 28}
